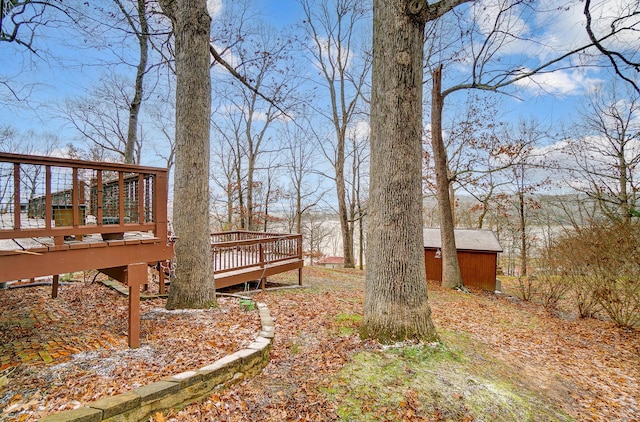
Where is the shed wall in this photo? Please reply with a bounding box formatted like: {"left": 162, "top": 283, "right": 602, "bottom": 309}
{"left": 424, "top": 248, "right": 497, "bottom": 291}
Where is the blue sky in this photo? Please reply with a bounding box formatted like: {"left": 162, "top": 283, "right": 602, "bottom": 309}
{"left": 1, "top": 0, "right": 304, "bottom": 152}
{"left": 0, "top": 0, "right": 634, "bottom": 159}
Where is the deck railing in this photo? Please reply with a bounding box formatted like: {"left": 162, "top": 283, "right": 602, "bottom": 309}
{"left": 0, "top": 152, "right": 168, "bottom": 244}
{"left": 211, "top": 231, "right": 302, "bottom": 274}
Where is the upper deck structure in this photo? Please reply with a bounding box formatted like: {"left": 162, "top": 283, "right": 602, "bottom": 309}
{"left": 0, "top": 153, "right": 303, "bottom": 347}
{"left": 0, "top": 152, "right": 173, "bottom": 347}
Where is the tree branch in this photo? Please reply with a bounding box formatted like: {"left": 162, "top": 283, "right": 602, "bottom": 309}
{"left": 583, "top": 0, "right": 639, "bottom": 94}
{"left": 209, "top": 44, "right": 290, "bottom": 119}
{"left": 408, "top": 0, "right": 473, "bottom": 24}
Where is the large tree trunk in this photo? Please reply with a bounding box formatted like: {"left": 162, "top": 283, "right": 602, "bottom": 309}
{"left": 431, "top": 65, "right": 463, "bottom": 289}
{"left": 362, "top": 0, "right": 437, "bottom": 342}
{"left": 161, "top": 0, "right": 216, "bottom": 309}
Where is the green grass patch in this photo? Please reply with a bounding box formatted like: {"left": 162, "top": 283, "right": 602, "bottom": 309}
{"left": 323, "top": 339, "right": 571, "bottom": 421}
{"left": 333, "top": 312, "right": 362, "bottom": 336}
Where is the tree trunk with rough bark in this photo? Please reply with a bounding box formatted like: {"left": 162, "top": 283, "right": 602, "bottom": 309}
{"left": 362, "top": 0, "right": 438, "bottom": 343}
{"left": 431, "top": 65, "right": 463, "bottom": 289}
{"left": 160, "top": 0, "right": 217, "bottom": 309}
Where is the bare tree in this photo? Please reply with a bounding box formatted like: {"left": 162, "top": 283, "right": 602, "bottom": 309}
{"left": 302, "top": 211, "right": 334, "bottom": 265}
{"left": 347, "top": 127, "right": 369, "bottom": 269}
{"left": 430, "top": 64, "right": 464, "bottom": 289}
{"left": 300, "top": 0, "right": 371, "bottom": 268}
{"left": 422, "top": 0, "right": 620, "bottom": 289}
{"left": 0, "top": 2, "right": 77, "bottom": 105}
{"left": 211, "top": 105, "right": 247, "bottom": 229}
{"left": 64, "top": 0, "right": 174, "bottom": 165}
{"left": 148, "top": 92, "right": 176, "bottom": 171}
{"left": 112, "top": 0, "right": 150, "bottom": 164}
{"left": 0, "top": 127, "right": 60, "bottom": 211}
{"left": 0, "top": 1, "right": 62, "bottom": 51}
{"left": 424, "top": 94, "right": 527, "bottom": 228}
{"left": 210, "top": 124, "right": 242, "bottom": 230}
{"left": 281, "top": 121, "right": 326, "bottom": 234}
{"left": 501, "top": 120, "right": 549, "bottom": 278}
{"left": 63, "top": 74, "right": 143, "bottom": 164}
{"left": 211, "top": 24, "right": 301, "bottom": 231}
{"left": 563, "top": 82, "right": 640, "bottom": 224}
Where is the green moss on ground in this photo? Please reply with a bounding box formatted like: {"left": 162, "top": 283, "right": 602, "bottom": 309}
{"left": 324, "top": 339, "right": 571, "bottom": 421}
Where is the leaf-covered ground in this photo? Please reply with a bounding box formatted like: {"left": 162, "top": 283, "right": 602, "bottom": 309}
{"left": 1, "top": 267, "right": 639, "bottom": 421}
{"left": 0, "top": 277, "right": 259, "bottom": 421}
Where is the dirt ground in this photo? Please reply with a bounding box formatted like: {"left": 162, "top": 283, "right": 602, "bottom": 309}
{"left": 1, "top": 267, "right": 639, "bottom": 421}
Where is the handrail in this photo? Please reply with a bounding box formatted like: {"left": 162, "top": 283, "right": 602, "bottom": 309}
{"left": 210, "top": 230, "right": 284, "bottom": 243}
{"left": 211, "top": 233, "right": 300, "bottom": 248}
{"left": 211, "top": 232, "right": 302, "bottom": 274}
{"left": 0, "top": 152, "right": 169, "bottom": 173}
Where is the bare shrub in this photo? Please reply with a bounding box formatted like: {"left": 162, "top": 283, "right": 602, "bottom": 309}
{"left": 550, "top": 222, "right": 640, "bottom": 328}
{"left": 593, "top": 275, "right": 640, "bottom": 328}
{"left": 567, "top": 274, "right": 602, "bottom": 319}
{"left": 536, "top": 273, "right": 570, "bottom": 309}
{"left": 530, "top": 249, "right": 571, "bottom": 309}
{"left": 515, "top": 275, "right": 536, "bottom": 301}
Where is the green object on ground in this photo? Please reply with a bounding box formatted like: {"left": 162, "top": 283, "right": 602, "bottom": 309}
{"left": 239, "top": 299, "right": 255, "bottom": 311}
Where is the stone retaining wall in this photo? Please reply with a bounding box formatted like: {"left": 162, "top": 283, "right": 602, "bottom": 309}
{"left": 41, "top": 301, "right": 274, "bottom": 422}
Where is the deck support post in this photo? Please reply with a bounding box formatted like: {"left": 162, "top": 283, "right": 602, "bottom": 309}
{"left": 126, "top": 263, "right": 147, "bottom": 348}
{"left": 158, "top": 262, "right": 166, "bottom": 295}
{"left": 52, "top": 274, "right": 59, "bottom": 298}
{"left": 298, "top": 267, "right": 302, "bottom": 286}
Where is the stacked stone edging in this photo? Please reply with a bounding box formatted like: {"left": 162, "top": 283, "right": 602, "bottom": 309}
{"left": 40, "top": 300, "right": 274, "bottom": 422}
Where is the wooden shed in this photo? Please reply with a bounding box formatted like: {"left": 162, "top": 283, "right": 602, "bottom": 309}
{"left": 316, "top": 256, "right": 344, "bottom": 269}
{"left": 423, "top": 228, "right": 502, "bottom": 291}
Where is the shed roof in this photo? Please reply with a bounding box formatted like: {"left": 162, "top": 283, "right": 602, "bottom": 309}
{"left": 423, "top": 228, "right": 503, "bottom": 253}
{"left": 316, "top": 256, "right": 344, "bottom": 265}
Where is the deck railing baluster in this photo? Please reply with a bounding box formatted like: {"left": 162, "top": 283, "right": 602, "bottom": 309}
{"left": 137, "top": 173, "right": 144, "bottom": 224}
{"left": 13, "top": 163, "right": 20, "bottom": 230}
{"left": 118, "top": 172, "right": 125, "bottom": 225}
{"left": 96, "top": 170, "right": 103, "bottom": 225}
{"left": 45, "top": 166, "right": 52, "bottom": 230}
{"left": 72, "top": 168, "right": 80, "bottom": 227}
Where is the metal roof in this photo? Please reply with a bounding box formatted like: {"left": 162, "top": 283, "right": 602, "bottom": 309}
{"left": 423, "top": 228, "right": 503, "bottom": 252}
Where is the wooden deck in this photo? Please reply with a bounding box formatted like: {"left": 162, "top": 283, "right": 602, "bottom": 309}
{"left": 211, "top": 231, "right": 303, "bottom": 289}
{"left": 0, "top": 153, "right": 303, "bottom": 348}
{"left": 0, "top": 153, "right": 172, "bottom": 347}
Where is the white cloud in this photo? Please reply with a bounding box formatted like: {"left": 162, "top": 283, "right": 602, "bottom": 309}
{"left": 474, "top": 0, "right": 530, "bottom": 44}
{"left": 207, "top": 0, "right": 222, "bottom": 18}
{"left": 513, "top": 68, "right": 603, "bottom": 96}
{"left": 347, "top": 120, "right": 370, "bottom": 142}
{"left": 210, "top": 42, "right": 239, "bottom": 70}
{"left": 468, "top": 0, "right": 631, "bottom": 63}
{"left": 309, "top": 36, "right": 355, "bottom": 75}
